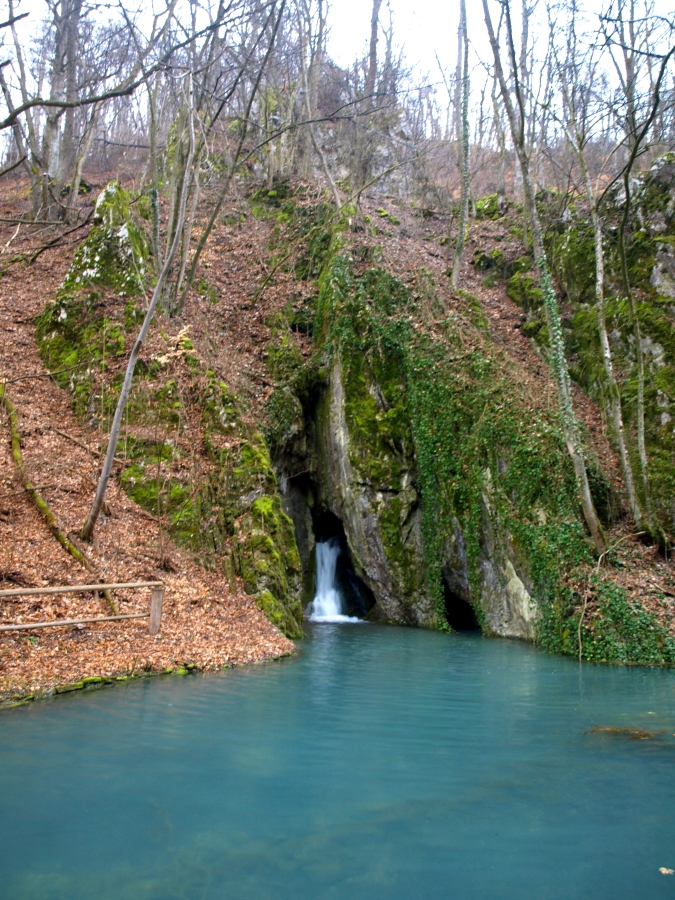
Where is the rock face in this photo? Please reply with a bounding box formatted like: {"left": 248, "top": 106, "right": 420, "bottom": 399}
{"left": 315, "top": 356, "right": 538, "bottom": 638}
{"left": 651, "top": 241, "right": 675, "bottom": 299}
{"left": 471, "top": 479, "right": 537, "bottom": 640}
{"left": 317, "top": 358, "right": 433, "bottom": 626}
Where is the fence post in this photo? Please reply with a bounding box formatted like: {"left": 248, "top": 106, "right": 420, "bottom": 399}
{"left": 149, "top": 586, "right": 164, "bottom": 635}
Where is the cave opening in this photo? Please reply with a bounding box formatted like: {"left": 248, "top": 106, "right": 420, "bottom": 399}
{"left": 311, "top": 510, "right": 376, "bottom": 619}
{"left": 444, "top": 581, "right": 480, "bottom": 631}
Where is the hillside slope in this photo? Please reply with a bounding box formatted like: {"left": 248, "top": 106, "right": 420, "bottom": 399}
{"left": 0, "top": 207, "right": 293, "bottom": 706}
{"left": 2, "top": 174, "right": 675, "bottom": 702}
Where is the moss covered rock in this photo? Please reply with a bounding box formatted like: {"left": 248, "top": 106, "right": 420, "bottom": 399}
{"left": 506, "top": 257, "right": 542, "bottom": 312}
{"left": 64, "top": 181, "right": 149, "bottom": 297}
{"left": 312, "top": 256, "right": 569, "bottom": 636}
{"left": 35, "top": 182, "right": 149, "bottom": 421}
{"left": 35, "top": 186, "right": 304, "bottom": 639}
{"left": 120, "top": 379, "right": 304, "bottom": 639}
{"left": 475, "top": 193, "right": 505, "bottom": 220}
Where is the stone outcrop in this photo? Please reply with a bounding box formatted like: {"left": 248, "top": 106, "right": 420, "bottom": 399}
{"left": 317, "top": 357, "right": 433, "bottom": 626}
{"left": 314, "top": 355, "right": 538, "bottom": 638}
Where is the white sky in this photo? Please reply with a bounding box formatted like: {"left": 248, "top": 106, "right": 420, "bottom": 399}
{"left": 6, "top": 0, "right": 673, "bottom": 103}
{"left": 327, "top": 0, "right": 486, "bottom": 81}
{"left": 327, "top": 0, "right": 674, "bottom": 91}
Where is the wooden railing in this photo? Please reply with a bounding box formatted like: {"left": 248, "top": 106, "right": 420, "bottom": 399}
{"left": 0, "top": 582, "right": 164, "bottom": 634}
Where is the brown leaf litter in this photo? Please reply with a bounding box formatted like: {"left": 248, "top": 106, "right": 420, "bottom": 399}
{"left": 0, "top": 206, "right": 294, "bottom": 708}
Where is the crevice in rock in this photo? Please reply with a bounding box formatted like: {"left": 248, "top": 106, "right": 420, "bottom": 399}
{"left": 444, "top": 580, "right": 480, "bottom": 631}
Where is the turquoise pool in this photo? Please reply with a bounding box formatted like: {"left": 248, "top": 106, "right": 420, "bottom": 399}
{"left": 1, "top": 624, "right": 675, "bottom": 898}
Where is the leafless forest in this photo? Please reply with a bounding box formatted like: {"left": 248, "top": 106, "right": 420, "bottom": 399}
{"left": 1, "top": 0, "right": 672, "bottom": 216}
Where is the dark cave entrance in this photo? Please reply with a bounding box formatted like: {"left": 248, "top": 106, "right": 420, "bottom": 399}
{"left": 443, "top": 581, "right": 480, "bottom": 631}
{"left": 312, "top": 510, "right": 376, "bottom": 619}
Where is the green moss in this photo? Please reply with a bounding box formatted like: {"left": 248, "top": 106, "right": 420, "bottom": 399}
{"left": 35, "top": 183, "right": 150, "bottom": 422}
{"left": 235, "top": 491, "right": 303, "bottom": 638}
{"left": 542, "top": 163, "right": 675, "bottom": 538}
{"left": 251, "top": 181, "right": 294, "bottom": 208}
{"left": 264, "top": 314, "right": 305, "bottom": 383}
{"left": 475, "top": 193, "right": 505, "bottom": 220}
{"left": 62, "top": 182, "right": 149, "bottom": 298}
{"left": 456, "top": 290, "right": 490, "bottom": 333}
{"left": 196, "top": 277, "right": 220, "bottom": 304}
{"left": 113, "top": 379, "right": 304, "bottom": 637}
{"left": 376, "top": 208, "right": 401, "bottom": 226}
{"left": 293, "top": 206, "right": 334, "bottom": 280}
{"left": 124, "top": 301, "right": 145, "bottom": 330}
{"left": 547, "top": 575, "right": 675, "bottom": 664}
{"left": 472, "top": 248, "right": 506, "bottom": 280}
{"left": 506, "top": 258, "right": 542, "bottom": 312}
{"left": 313, "top": 247, "right": 667, "bottom": 659}
{"left": 262, "top": 312, "right": 324, "bottom": 459}
{"left": 35, "top": 294, "right": 128, "bottom": 420}
{"left": 255, "top": 590, "right": 290, "bottom": 629}
{"left": 548, "top": 225, "right": 595, "bottom": 305}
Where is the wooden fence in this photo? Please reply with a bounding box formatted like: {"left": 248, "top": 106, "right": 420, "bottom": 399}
{"left": 0, "top": 582, "right": 164, "bottom": 634}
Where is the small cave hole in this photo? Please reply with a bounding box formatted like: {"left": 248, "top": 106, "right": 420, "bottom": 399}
{"left": 311, "top": 510, "right": 376, "bottom": 619}
{"left": 444, "top": 581, "right": 480, "bottom": 631}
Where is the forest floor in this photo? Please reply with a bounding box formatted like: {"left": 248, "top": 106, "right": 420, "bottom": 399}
{"left": 1, "top": 176, "right": 674, "bottom": 708}
{"left": 0, "top": 189, "right": 294, "bottom": 708}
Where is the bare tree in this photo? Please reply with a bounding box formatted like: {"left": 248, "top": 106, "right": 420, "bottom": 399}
{"left": 483, "top": 0, "right": 606, "bottom": 553}
{"left": 548, "top": 0, "right": 644, "bottom": 532}
{"left": 0, "top": 0, "right": 179, "bottom": 217}
{"left": 451, "top": 0, "right": 469, "bottom": 288}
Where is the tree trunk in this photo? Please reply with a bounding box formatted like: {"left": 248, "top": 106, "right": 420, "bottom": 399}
{"left": 55, "top": 0, "right": 84, "bottom": 212}
{"left": 482, "top": 0, "right": 605, "bottom": 553}
{"left": 581, "top": 161, "right": 644, "bottom": 529}
{"left": 68, "top": 102, "right": 99, "bottom": 222}
{"left": 617, "top": 173, "right": 656, "bottom": 533}
{"left": 81, "top": 89, "right": 196, "bottom": 542}
{"left": 365, "top": 0, "right": 383, "bottom": 105}
{"left": 451, "top": 0, "right": 469, "bottom": 289}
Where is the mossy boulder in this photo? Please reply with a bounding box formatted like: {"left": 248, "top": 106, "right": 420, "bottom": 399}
{"left": 35, "top": 182, "right": 149, "bottom": 421}
{"left": 473, "top": 247, "right": 505, "bottom": 272}
{"left": 475, "top": 193, "right": 505, "bottom": 220}
{"left": 63, "top": 181, "right": 149, "bottom": 297}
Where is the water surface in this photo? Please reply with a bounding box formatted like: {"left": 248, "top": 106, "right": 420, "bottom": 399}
{"left": 1, "top": 625, "right": 675, "bottom": 899}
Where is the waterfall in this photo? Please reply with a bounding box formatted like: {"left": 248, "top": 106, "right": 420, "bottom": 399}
{"left": 306, "top": 538, "right": 363, "bottom": 623}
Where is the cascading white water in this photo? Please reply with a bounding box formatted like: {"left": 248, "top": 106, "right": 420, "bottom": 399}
{"left": 306, "top": 537, "right": 362, "bottom": 623}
